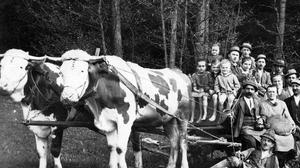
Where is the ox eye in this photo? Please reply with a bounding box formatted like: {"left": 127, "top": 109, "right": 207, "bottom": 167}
{"left": 20, "top": 66, "right": 24, "bottom": 69}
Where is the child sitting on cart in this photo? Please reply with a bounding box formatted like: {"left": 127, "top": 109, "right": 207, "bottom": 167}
{"left": 209, "top": 59, "right": 221, "bottom": 121}
{"left": 191, "top": 59, "right": 214, "bottom": 122}
{"left": 214, "top": 59, "right": 240, "bottom": 113}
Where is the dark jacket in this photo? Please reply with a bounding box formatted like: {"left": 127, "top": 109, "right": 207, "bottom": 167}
{"left": 232, "top": 96, "right": 260, "bottom": 137}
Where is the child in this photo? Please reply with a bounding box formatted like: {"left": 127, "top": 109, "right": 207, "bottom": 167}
{"left": 214, "top": 59, "right": 241, "bottom": 113}
{"left": 237, "top": 57, "right": 255, "bottom": 83}
{"left": 191, "top": 59, "right": 214, "bottom": 122}
{"left": 207, "top": 43, "right": 223, "bottom": 70}
{"left": 209, "top": 59, "right": 221, "bottom": 121}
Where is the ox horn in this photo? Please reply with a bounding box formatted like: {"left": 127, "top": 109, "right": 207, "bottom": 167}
{"left": 0, "top": 54, "right": 4, "bottom": 58}
{"left": 84, "top": 55, "right": 105, "bottom": 63}
{"left": 46, "top": 56, "right": 63, "bottom": 62}
{"left": 27, "top": 55, "right": 47, "bottom": 61}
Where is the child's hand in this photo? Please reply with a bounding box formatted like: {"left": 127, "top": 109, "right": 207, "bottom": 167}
{"left": 209, "top": 90, "right": 214, "bottom": 95}
{"left": 199, "top": 88, "right": 204, "bottom": 93}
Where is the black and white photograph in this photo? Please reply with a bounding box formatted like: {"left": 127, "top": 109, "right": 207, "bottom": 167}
{"left": 0, "top": 0, "right": 299, "bottom": 167}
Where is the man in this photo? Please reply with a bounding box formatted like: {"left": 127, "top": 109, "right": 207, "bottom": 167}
{"left": 253, "top": 54, "right": 272, "bottom": 97}
{"left": 271, "top": 59, "right": 286, "bottom": 79}
{"left": 285, "top": 78, "right": 300, "bottom": 128}
{"left": 231, "top": 79, "right": 264, "bottom": 150}
{"left": 228, "top": 46, "right": 241, "bottom": 76}
{"left": 285, "top": 79, "right": 300, "bottom": 166}
{"left": 240, "top": 42, "right": 255, "bottom": 69}
{"left": 211, "top": 129, "right": 279, "bottom": 168}
{"left": 283, "top": 68, "right": 298, "bottom": 98}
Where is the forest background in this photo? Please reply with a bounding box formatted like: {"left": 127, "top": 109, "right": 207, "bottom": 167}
{"left": 0, "top": 0, "right": 299, "bottom": 74}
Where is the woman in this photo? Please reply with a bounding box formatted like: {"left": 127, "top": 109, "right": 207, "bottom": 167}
{"left": 272, "top": 75, "right": 290, "bottom": 100}
{"left": 259, "top": 85, "right": 296, "bottom": 167}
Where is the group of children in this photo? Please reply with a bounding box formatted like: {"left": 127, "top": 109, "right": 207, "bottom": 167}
{"left": 191, "top": 42, "right": 273, "bottom": 122}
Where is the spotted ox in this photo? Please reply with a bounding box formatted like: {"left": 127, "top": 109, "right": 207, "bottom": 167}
{"left": 53, "top": 49, "right": 192, "bottom": 168}
{"left": 0, "top": 49, "right": 96, "bottom": 168}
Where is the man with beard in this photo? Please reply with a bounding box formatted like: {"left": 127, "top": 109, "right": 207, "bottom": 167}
{"left": 211, "top": 129, "right": 279, "bottom": 168}
{"left": 253, "top": 54, "right": 272, "bottom": 97}
{"left": 283, "top": 69, "right": 298, "bottom": 98}
{"left": 231, "top": 79, "right": 265, "bottom": 150}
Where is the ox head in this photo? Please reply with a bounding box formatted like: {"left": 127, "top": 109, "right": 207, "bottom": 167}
{"left": 0, "top": 49, "right": 46, "bottom": 102}
{"left": 47, "top": 49, "right": 104, "bottom": 105}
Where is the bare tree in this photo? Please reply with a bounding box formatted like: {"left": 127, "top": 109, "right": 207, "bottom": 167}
{"left": 276, "top": 0, "right": 286, "bottom": 58}
{"left": 179, "top": 0, "right": 188, "bottom": 69}
{"left": 112, "top": 0, "right": 123, "bottom": 57}
{"left": 160, "top": 0, "right": 168, "bottom": 68}
{"left": 169, "top": 0, "right": 179, "bottom": 68}
{"left": 98, "top": 0, "right": 107, "bottom": 55}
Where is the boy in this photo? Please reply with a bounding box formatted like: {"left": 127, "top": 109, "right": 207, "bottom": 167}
{"left": 209, "top": 59, "right": 220, "bottom": 121}
{"left": 191, "top": 59, "right": 214, "bottom": 122}
{"left": 207, "top": 43, "right": 223, "bottom": 70}
{"left": 214, "top": 59, "right": 240, "bottom": 113}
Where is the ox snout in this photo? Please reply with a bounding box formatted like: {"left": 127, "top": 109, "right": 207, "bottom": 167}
{"left": 0, "top": 80, "right": 12, "bottom": 95}
{"left": 60, "top": 88, "right": 80, "bottom": 105}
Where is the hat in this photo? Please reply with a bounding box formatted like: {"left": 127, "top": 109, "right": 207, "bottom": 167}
{"left": 291, "top": 79, "right": 300, "bottom": 86}
{"left": 285, "top": 69, "right": 298, "bottom": 77}
{"left": 243, "top": 79, "right": 258, "bottom": 91}
{"left": 260, "top": 129, "right": 276, "bottom": 143}
{"left": 228, "top": 46, "right": 240, "bottom": 54}
{"left": 241, "top": 42, "right": 252, "bottom": 50}
{"left": 256, "top": 54, "right": 266, "bottom": 61}
{"left": 273, "top": 59, "right": 286, "bottom": 67}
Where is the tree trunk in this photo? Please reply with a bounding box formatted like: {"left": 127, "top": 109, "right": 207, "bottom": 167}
{"left": 195, "top": 0, "right": 207, "bottom": 61}
{"left": 112, "top": 0, "right": 123, "bottom": 57}
{"left": 180, "top": 0, "right": 188, "bottom": 69}
{"left": 98, "top": 0, "right": 107, "bottom": 55}
{"left": 160, "top": 0, "right": 168, "bottom": 68}
{"left": 276, "top": 0, "right": 286, "bottom": 59}
{"left": 169, "top": 0, "right": 178, "bottom": 68}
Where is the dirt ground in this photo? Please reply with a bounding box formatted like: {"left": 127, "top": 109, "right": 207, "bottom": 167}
{"left": 0, "top": 94, "right": 226, "bottom": 168}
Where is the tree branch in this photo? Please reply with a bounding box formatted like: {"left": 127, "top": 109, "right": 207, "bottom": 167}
{"left": 254, "top": 20, "right": 278, "bottom": 35}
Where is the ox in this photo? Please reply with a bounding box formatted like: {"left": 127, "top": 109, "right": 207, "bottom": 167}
{"left": 0, "top": 49, "right": 96, "bottom": 168}
{"left": 53, "top": 49, "right": 192, "bottom": 168}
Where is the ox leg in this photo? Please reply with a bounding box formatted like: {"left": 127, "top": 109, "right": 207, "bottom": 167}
{"left": 50, "top": 128, "right": 64, "bottom": 168}
{"left": 34, "top": 135, "right": 48, "bottom": 168}
{"left": 131, "top": 130, "right": 143, "bottom": 168}
{"left": 106, "top": 129, "right": 119, "bottom": 168}
{"left": 164, "top": 118, "right": 179, "bottom": 168}
{"left": 117, "top": 124, "right": 133, "bottom": 168}
{"left": 178, "top": 120, "right": 189, "bottom": 168}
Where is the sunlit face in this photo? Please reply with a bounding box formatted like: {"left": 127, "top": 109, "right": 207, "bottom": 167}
{"left": 287, "top": 74, "right": 297, "bottom": 85}
{"left": 211, "top": 46, "right": 220, "bottom": 56}
{"left": 292, "top": 83, "right": 300, "bottom": 96}
{"left": 196, "top": 61, "right": 206, "bottom": 73}
{"left": 229, "top": 51, "right": 240, "bottom": 63}
{"left": 242, "top": 60, "right": 252, "bottom": 71}
{"left": 220, "top": 62, "right": 231, "bottom": 75}
{"left": 256, "top": 59, "right": 266, "bottom": 70}
{"left": 211, "top": 63, "right": 220, "bottom": 74}
{"left": 267, "top": 86, "right": 277, "bottom": 100}
{"left": 272, "top": 76, "right": 283, "bottom": 88}
{"left": 241, "top": 47, "right": 251, "bottom": 57}
{"left": 261, "top": 137, "right": 275, "bottom": 151}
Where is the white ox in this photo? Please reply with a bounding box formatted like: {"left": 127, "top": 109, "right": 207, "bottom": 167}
{"left": 0, "top": 49, "right": 64, "bottom": 168}
{"left": 51, "top": 49, "right": 192, "bottom": 168}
